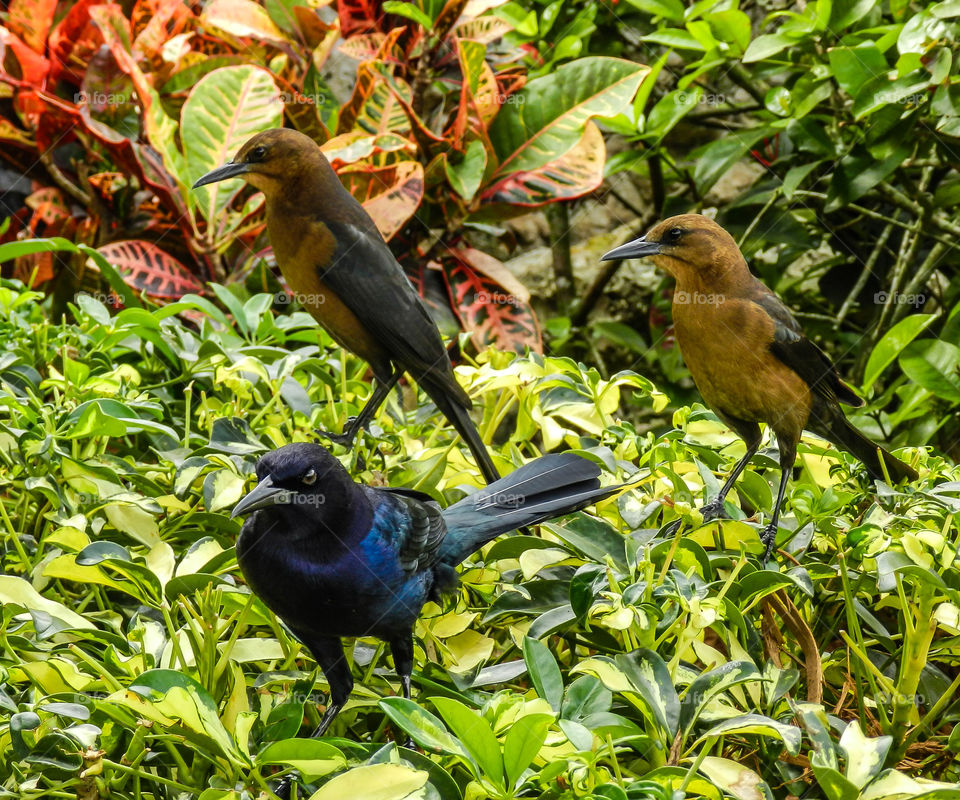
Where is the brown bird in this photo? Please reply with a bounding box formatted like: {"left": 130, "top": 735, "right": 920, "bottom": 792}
{"left": 602, "top": 214, "right": 917, "bottom": 560}
{"left": 193, "top": 129, "right": 500, "bottom": 484}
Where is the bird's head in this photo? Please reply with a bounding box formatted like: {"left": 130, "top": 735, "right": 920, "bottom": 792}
{"left": 192, "top": 128, "right": 330, "bottom": 198}
{"left": 600, "top": 214, "right": 744, "bottom": 282}
{"left": 231, "top": 442, "right": 346, "bottom": 519}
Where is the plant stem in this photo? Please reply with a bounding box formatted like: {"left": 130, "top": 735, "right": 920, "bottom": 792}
{"left": 546, "top": 202, "right": 574, "bottom": 310}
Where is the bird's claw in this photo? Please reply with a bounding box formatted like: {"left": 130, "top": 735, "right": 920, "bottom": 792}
{"left": 273, "top": 775, "right": 295, "bottom": 800}
{"left": 700, "top": 499, "right": 729, "bottom": 523}
{"left": 313, "top": 426, "right": 356, "bottom": 447}
{"left": 760, "top": 523, "right": 778, "bottom": 565}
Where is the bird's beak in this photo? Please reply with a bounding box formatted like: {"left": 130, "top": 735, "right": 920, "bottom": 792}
{"left": 600, "top": 237, "right": 662, "bottom": 261}
{"left": 193, "top": 162, "right": 251, "bottom": 189}
{"left": 231, "top": 475, "right": 292, "bottom": 518}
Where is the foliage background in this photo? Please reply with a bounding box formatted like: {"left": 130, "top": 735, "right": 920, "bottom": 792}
{"left": 0, "top": 0, "right": 959, "bottom": 798}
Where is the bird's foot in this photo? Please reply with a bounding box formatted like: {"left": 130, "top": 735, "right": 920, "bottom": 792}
{"left": 699, "top": 499, "right": 730, "bottom": 523}
{"left": 273, "top": 774, "right": 295, "bottom": 800}
{"left": 760, "top": 523, "right": 778, "bottom": 565}
{"left": 313, "top": 424, "right": 357, "bottom": 448}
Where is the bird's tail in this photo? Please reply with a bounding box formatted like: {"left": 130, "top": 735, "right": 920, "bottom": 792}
{"left": 809, "top": 408, "right": 918, "bottom": 483}
{"left": 429, "top": 388, "right": 502, "bottom": 485}
{"left": 438, "top": 453, "right": 626, "bottom": 564}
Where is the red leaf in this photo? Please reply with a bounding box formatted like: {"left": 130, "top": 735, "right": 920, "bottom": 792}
{"left": 48, "top": 0, "right": 106, "bottom": 85}
{"left": 7, "top": 0, "right": 59, "bottom": 53}
{"left": 480, "top": 121, "right": 605, "bottom": 206}
{"left": 338, "top": 0, "right": 386, "bottom": 36}
{"left": 132, "top": 0, "right": 193, "bottom": 61}
{"left": 338, "top": 160, "right": 424, "bottom": 241}
{"left": 98, "top": 240, "right": 205, "bottom": 300}
{"left": 441, "top": 250, "right": 542, "bottom": 353}
{"left": 0, "top": 29, "right": 50, "bottom": 89}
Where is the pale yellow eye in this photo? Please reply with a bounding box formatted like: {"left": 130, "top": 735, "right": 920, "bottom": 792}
{"left": 302, "top": 468, "right": 317, "bottom": 485}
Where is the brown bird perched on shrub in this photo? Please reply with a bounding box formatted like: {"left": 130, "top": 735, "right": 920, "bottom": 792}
{"left": 602, "top": 214, "right": 917, "bottom": 561}
{"left": 193, "top": 128, "right": 500, "bottom": 484}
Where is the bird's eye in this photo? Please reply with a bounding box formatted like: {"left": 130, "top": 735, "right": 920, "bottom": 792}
{"left": 666, "top": 227, "right": 683, "bottom": 242}
{"left": 248, "top": 146, "right": 267, "bottom": 162}
{"left": 302, "top": 468, "right": 317, "bottom": 485}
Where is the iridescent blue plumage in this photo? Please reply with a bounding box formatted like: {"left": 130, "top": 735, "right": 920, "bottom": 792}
{"left": 233, "top": 441, "right": 624, "bottom": 768}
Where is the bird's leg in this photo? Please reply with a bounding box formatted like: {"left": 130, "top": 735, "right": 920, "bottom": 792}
{"left": 762, "top": 440, "right": 797, "bottom": 565}
{"left": 274, "top": 635, "right": 353, "bottom": 800}
{"left": 701, "top": 436, "right": 761, "bottom": 522}
{"left": 315, "top": 367, "right": 402, "bottom": 447}
{"left": 389, "top": 637, "right": 417, "bottom": 749}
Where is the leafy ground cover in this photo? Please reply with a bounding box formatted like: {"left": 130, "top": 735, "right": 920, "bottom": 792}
{"left": 0, "top": 243, "right": 959, "bottom": 798}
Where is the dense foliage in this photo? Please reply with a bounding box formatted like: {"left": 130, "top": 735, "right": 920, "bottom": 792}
{"left": 0, "top": 237, "right": 958, "bottom": 798}
{"left": 1, "top": 0, "right": 959, "bottom": 798}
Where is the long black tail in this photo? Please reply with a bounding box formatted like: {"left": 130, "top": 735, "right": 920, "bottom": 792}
{"left": 437, "top": 453, "right": 626, "bottom": 565}
{"left": 809, "top": 407, "right": 917, "bottom": 483}
{"left": 428, "top": 386, "right": 501, "bottom": 485}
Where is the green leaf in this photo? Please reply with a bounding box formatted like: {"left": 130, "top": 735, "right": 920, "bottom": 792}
{"left": 522, "top": 637, "right": 564, "bottom": 712}
{"left": 692, "top": 126, "right": 777, "bottom": 193}
{"left": 503, "top": 713, "right": 553, "bottom": 788}
{"left": 697, "top": 713, "right": 802, "bottom": 755}
{"left": 743, "top": 32, "right": 801, "bottom": 62}
{"left": 641, "top": 28, "right": 706, "bottom": 50}
{"left": 489, "top": 57, "right": 648, "bottom": 180}
{"left": 431, "top": 697, "right": 504, "bottom": 788}
{"left": 899, "top": 339, "right": 960, "bottom": 403}
{"left": 378, "top": 698, "right": 466, "bottom": 756}
{"left": 828, "top": 45, "right": 889, "bottom": 98}
{"left": 310, "top": 763, "right": 429, "bottom": 800}
{"left": 446, "top": 140, "right": 487, "bottom": 202}
{"left": 838, "top": 720, "right": 890, "bottom": 788}
{"left": 256, "top": 739, "right": 346, "bottom": 781}
{"left": 122, "top": 669, "right": 248, "bottom": 765}
{"left": 863, "top": 314, "right": 936, "bottom": 390}
{"left": 0, "top": 576, "right": 94, "bottom": 630}
{"left": 382, "top": 0, "right": 433, "bottom": 28}
{"left": 680, "top": 661, "right": 761, "bottom": 732}
{"left": 182, "top": 65, "right": 284, "bottom": 222}
{"left": 615, "top": 649, "right": 680, "bottom": 735}
{"left": 623, "top": 0, "right": 684, "bottom": 21}
{"left": 825, "top": 143, "right": 911, "bottom": 210}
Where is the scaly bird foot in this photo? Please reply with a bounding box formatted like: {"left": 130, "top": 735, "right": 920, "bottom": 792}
{"left": 313, "top": 424, "right": 357, "bottom": 448}
{"left": 760, "top": 522, "right": 778, "bottom": 565}
{"left": 273, "top": 775, "right": 295, "bottom": 800}
{"left": 700, "top": 499, "right": 730, "bottom": 523}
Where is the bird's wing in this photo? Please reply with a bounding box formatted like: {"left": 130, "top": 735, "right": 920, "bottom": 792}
{"left": 386, "top": 491, "right": 449, "bottom": 574}
{"left": 751, "top": 289, "right": 863, "bottom": 407}
{"left": 315, "top": 219, "right": 470, "bottom": 406}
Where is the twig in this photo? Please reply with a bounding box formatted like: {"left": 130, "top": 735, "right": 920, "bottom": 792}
{"left": 835, "top": 219, "right": 895, "bottom": 327}
{"left": 546, "top": 202, "right": 574, "bottom": 309}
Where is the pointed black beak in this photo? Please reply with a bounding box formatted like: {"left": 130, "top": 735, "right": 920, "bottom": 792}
{"left": 601, "top": 237, "right": 662, "bottom": 261}
{"left": 231, "top": 475, "right": 292, "bottom": 518}
{"left": 193, "top": 162, "right": 251, "bottom": 189}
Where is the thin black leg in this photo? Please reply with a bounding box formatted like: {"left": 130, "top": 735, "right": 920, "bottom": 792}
{"left": 316, "top": 367, "right": 402, "bottom": 446}
{"left": 762, "top": 439, "right": 797, "bottom": 564}
{"left": 275, "top": 635, "right": 353, "bottom": 800}
{"left": 389, "top": 637, "right": 416, "bottom": 749}
{"left": 700, "top": 438, "right": 762, "bottom": 522}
